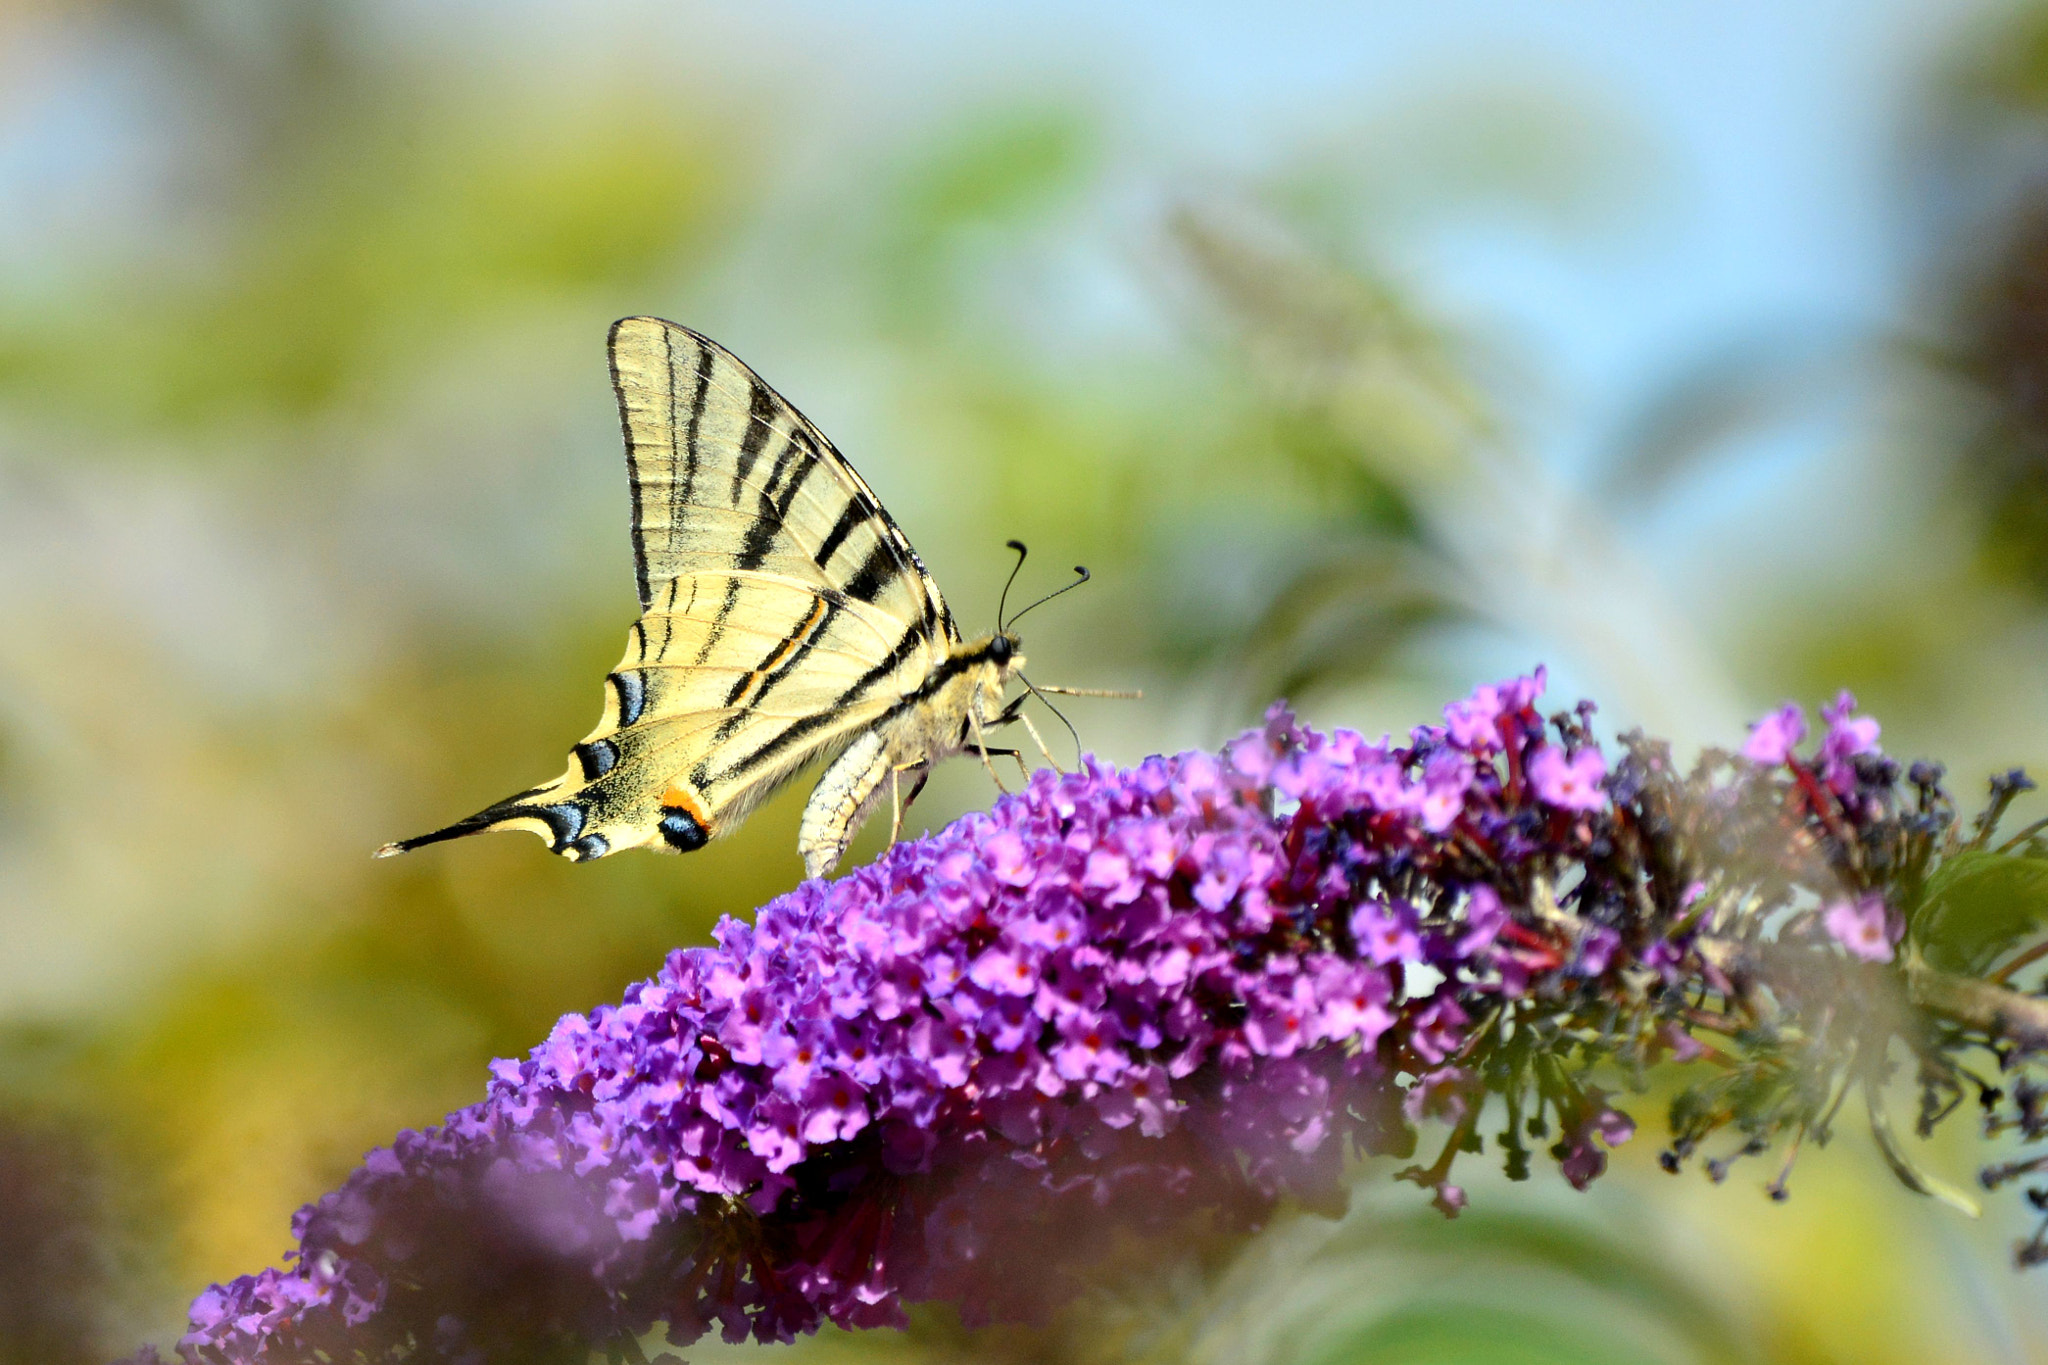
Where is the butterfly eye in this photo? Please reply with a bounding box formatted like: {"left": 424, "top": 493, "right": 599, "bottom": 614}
{"left": 988, "top": 634, "right": 1015, "bottom": 664}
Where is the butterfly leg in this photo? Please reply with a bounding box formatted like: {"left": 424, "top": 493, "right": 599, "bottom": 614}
{"left": 971, "top": 744, "right": 1032, "bottom": 787}
{"left": 888, "top": 762, "right": 929, "bottom": 846}
{"left": 969, "top": 709, "right": 1012, "bottom": 795}
{"left": 1016, "top": 710, "right": 1065, "bottom": 775}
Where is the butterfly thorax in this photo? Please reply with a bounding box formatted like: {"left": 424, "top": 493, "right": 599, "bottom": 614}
{"left": 911, "top": 630, "right": 1025, "bottom": 755}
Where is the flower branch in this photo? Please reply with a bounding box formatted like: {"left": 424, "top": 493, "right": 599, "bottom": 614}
{"left": 1906, "top": 958, "right": 2048, "bottom": 1049}
{"left": 126, "top": 672, "right": 2048, "bottom": 1364}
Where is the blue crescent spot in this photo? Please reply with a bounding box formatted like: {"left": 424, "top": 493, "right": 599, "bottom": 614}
{"left": 610, "top": 671, "right": 647, "bottom": 727}
{"left": 659, "top": 809, "right": 708, "bottom": 852}
{"left": 576, "top": 739, "right": 620, "bottom": 781}
{"left": 534, "top": 802, "right": 587, "bottom": 849}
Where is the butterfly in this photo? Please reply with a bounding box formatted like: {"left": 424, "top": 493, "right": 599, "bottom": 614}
{"left": 377, "top": 316, "right": 1124, "bottom": 879}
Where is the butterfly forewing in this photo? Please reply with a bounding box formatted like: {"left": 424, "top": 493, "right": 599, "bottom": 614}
{"left": 379, "top": 318, "right": 957, "bottom": 863}
{"left": 611, "top": 316, "right": 951, "bottom": 637}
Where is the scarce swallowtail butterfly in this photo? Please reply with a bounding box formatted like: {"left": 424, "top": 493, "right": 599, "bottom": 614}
{"left": 377, "top": 317, "right": 1127, "bottom": 880}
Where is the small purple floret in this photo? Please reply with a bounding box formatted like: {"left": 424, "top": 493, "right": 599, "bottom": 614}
{"left": 1743, "top": 703, "right": 1807, "bottom": 766}
{"left": 1822, "top": 894, "right": 1894, "bottom": 963}
{"left": 1528, "top": 744, "right": 1608, "bottom": 812}
{"left": 1820, "top": 690, "right": 1881, "bottom": 793}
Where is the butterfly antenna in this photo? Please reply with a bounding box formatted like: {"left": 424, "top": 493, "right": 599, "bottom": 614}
{"left": 1005, "top": 565, "right": 1091, "bottom": 631}
{"left": 995, "top": 539, "right": 1029, "bottom": 632}
{"left": 1020, "top": 674, "right": 1085, "bottom": 767}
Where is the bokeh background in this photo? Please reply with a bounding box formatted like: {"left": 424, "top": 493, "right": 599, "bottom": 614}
{"left": 8, "top": 1, "right": 2048, "bottom": 1360}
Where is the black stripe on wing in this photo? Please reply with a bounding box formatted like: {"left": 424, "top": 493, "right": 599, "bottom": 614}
{"left": 731, "top": 380, "right": 779, "bottom": 505}
{"left": 719, "top": 597, "right": 833, "bottom": 710}
{"left": 843, "top": 540, "right": 898, "bottom": 603}
{"left": 690, "top": 579, "right": 745, "bottom": 666}
{"left": 613, "top": 319, "right": 713, "bottom": 612}
{"left": 702, "top": 616, "right": 928, "bottom": 787}
{"left": 734, "top": 432, "right": 816, "bottom": 573}
{"left": 814, "top": 498, "right": 867, "bottom": 569}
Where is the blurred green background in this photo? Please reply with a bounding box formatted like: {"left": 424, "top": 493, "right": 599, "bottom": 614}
{"left": 7, "top": 0, "right": 2048, "bottom": 1360}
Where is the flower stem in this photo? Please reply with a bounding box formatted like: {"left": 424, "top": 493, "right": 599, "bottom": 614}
{"left": 1989, "top": 937, "right": 2048, "bottom": 987}
{"left": 1905, "top": 958, "right": 2048, "bottom": 1050}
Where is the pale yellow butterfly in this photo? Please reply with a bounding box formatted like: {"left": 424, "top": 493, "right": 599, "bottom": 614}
{"left": 377, "top": 317, "right": 1127, "bottom": 879}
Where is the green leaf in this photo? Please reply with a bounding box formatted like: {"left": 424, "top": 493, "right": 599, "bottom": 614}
{"left": 1911, "top": 847, "right": 2048, "bottom": 975}
{"left": 1178, "top": 1202, "right": 1759, "bottom": 1365}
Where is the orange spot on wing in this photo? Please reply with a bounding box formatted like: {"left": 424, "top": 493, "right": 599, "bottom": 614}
{"left": 661, "top": 785, "right": 713, "bottom": 832}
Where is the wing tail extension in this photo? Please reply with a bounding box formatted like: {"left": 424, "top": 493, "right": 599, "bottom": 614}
{"left": 373, "top": 782, "right": 611, "bottom": 862}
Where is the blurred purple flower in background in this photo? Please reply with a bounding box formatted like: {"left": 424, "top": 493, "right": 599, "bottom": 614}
{"left": 1823, "top": 894, "right": 1894, "bottom": 963}
{"left": 1742, "top": 703, "right": 1807, "bottom": 765}
{"left": 1819, "top": 691, "right": 1882, "bottom": 794}
{"left": 133, "top": 670, "right": 2048, "bottom": 1364}
{"left": 1527, "top": 743, "right": 1608, "bottom": 811}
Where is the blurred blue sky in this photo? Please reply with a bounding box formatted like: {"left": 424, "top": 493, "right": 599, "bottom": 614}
{"left": 451, "top": 0, "right": 1973, "bottom": 425}
{"left": 0, "top": 0, "right": 1989, "bottom": 431}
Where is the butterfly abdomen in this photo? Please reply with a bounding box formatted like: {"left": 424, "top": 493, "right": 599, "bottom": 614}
{"left": 789, "top": 634, "right": 1024, "bottom": 878}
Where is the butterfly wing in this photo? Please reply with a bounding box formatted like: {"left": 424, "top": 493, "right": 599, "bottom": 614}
{"left": 378, "top": 317, "right": 957, "bottom": 862}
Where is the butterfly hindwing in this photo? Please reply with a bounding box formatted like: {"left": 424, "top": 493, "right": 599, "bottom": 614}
{"left": 378, "top": 318, "right": 958, "bottom": 863}
{"left": 584, "top": 569, "right": 940, "bottom": 854}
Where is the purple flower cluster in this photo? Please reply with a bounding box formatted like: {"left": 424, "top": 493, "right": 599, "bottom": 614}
{"left": 1745, "top": 689, "right": 1882, "bottom": 794}
{"left": 142, "top": 670, "right": 1954, "bottom": 1364}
